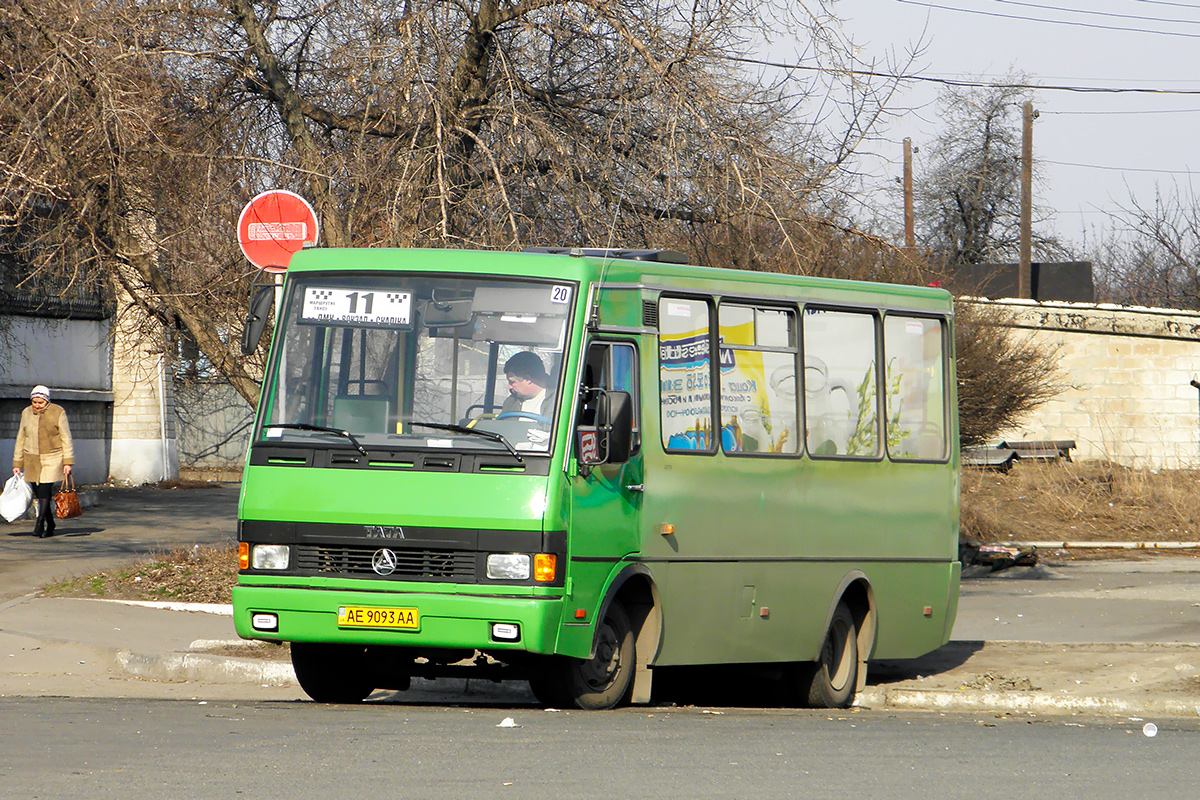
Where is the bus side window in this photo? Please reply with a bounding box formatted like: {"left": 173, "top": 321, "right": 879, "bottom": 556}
{"left": 718, "top": 303, "right": 798, "bottom": 455}
{"left": 883, "top": 316, "right": 947, "bottom": 460}
{"left": 803, "top": 308, "right": 880, "bottom": 458}
{"left": 659, "top": 298, "right": 715, "bottom": 452}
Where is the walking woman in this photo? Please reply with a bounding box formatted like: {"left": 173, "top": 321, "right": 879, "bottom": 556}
{"left": 12, "top": 385, "right": 74, "bottom": 538}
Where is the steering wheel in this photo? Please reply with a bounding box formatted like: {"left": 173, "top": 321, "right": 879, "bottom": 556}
{"left": 496, "top": 411, "right": 552, "bottom": 424}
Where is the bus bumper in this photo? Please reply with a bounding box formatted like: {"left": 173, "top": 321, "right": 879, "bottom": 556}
{"left": 232, "top": 584, "right": 565, "bottom": 655}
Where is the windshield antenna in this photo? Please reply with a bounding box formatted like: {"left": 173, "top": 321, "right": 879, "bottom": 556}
{"left": 591, "top": 167, "right": 631, "bottom": 329}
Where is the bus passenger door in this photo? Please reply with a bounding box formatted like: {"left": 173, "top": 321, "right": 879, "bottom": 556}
{"left": 569, "top": 340, "right": 643, "bottom": 592}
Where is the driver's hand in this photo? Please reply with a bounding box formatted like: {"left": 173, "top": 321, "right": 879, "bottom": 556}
{"left": 526, "top": 428, "right": 550, "bottom": 445}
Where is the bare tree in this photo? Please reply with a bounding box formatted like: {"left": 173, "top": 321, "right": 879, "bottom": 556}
{"left": 1089, "top": 185, "right": 1200, "bottom": 310}
{"left": 914, "top": 80, "right": 1064, "bottom": 270}
{"left": 0, "top": 0, "right": 267, "bottom": 402}
{"left": 2, "top": 0, "right": 911, "bottom": 408}
{"left": 955, "top": 299, "right": 1062, "bottom": 448}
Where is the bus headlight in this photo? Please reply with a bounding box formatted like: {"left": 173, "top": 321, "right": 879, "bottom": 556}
{"left": 251, "top": 544, "right": 290, "bottom": 570}
{"left": 486, "top": 553, "right": 530, "bottom": 580}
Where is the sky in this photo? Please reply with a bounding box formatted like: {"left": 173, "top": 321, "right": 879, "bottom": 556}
{"left": 827, "top": 0, "right": 1200, "bottom": 251}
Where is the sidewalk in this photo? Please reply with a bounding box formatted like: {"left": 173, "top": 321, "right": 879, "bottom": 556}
{"left": 0, "top": 594, "right": 302, "bottom": 701}
{"left": 863, "top": 639, "right": 1200, "bottom": 718}
{"left": 3, "top": 590, "right": 1200, "bottom": 717}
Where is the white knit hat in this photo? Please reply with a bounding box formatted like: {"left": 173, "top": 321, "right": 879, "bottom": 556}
{"left": 30, "top": 385, "right": 50, "bottom": 400}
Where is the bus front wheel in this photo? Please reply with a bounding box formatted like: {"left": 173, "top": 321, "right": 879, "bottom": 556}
{"left": 291, "top": 642, "right": 375, "bottom": 703}
{"left": 798, "top": 602, "right": 858, "bottom": 708}
{"left": 531, "top": 601, "right": 635, "bottom": 710}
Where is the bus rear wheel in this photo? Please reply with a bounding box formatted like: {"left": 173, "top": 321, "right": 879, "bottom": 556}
{"left": 291, "top": 642, "right": 375, "bottom": 703}
{"left": 798, "top": 602, "right": 858, "bottom": 708}
{"left": 530, "top": 601, "right": 635, "bottom": 710}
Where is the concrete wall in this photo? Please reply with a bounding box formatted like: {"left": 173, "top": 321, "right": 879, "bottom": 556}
{"left": 0, "top": 316, "right": 113, "bottom": 485}
{"left": 980, "top": 299, "right": 1200, "bottom": 469}
{"left": 175, "top": 380, "right": 253, "bottom": 470}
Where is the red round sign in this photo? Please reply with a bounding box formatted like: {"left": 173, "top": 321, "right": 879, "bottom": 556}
{"left": 237, "top": 190, "right": 319, "bottom": 272}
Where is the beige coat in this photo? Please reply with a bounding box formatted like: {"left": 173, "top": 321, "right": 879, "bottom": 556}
{"left": 13, "top": 403, "right": 75, "bottom": 484}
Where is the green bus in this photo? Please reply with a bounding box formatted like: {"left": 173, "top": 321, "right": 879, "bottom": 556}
{"left": 234, "top": 247, "right": 960, "bottom": 709}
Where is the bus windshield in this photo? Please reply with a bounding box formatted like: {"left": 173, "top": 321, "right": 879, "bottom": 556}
{"left": 259, "top": 273, "right": 575, "bottom": 454}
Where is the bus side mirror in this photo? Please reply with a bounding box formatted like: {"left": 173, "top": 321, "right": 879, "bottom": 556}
{"left": 577, "top": 390, "right": 634, "bottom": 467}
{"left": 241, "top": 285, "right": 275, "bottom": 356}
{"left": 602, "top": 391, "right": 634, "bottom": 463}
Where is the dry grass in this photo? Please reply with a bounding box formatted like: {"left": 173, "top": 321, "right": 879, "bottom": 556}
{"left": 42, "top": 461, "right": 1200, "bottom": 604}
{"left": 42, "top": 545, "right": 238, "bottom": 605}
{"left": 961, "top": 460, "right": 1200, "bottom": 545}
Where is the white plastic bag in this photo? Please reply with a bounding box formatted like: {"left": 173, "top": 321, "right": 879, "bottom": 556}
{"left": 1, "top": 473, "right": 34, "bottom": 523}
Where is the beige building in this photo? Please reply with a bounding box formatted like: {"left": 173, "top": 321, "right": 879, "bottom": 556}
{"left": 979, "top": 298, "right": 1200, "bottom": 470}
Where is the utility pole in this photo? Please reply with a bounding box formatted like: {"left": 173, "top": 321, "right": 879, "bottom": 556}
{"left": 903, "top": 138, "right": 915, "bottom": 251}
{"left": 1019, "top": 101, "right": 1035, "bottom": 299}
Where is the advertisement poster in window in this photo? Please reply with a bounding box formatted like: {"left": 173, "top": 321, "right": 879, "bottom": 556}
{"left": 717, "top": 318, "right": 798, "bottom": 454}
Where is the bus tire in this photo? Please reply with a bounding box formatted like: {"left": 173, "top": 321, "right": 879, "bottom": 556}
{"left": 291, "top": 642, "right": 374, "bottom": 703}
{"left": 567, "top": 600, "right": 635, "bottom": 709}
{"left": 533, "top": 601, "right": 635, "bottom": 710}
{"left": 801, "top": 602, "right": 858, "bottom": 709}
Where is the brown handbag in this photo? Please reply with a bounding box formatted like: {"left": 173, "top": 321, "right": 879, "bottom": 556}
{"left": 55, "top": 474, "right": 83, "bottom": 519}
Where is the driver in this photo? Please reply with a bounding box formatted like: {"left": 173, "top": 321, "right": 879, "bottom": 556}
{"left": 501, "top": 351, "right": 555, "bottom": 417}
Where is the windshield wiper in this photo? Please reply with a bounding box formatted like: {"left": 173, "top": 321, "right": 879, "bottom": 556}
{"left": 263, "top": 423, "right": 368, "bottom": 456}
{"left": 408, "top": 422, "right": 523, "bottom": 463}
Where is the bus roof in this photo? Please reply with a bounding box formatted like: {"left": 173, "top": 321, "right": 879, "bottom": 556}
{"left": 283, "top": 247, "right": 953, "bottom": 309}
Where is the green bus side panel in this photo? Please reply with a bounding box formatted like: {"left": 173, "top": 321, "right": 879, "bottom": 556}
{"left": 651, "top": 560, "right": 956, "bottom": 666}
{"left": 638, "top": 434, "right": 959, "bottom": 666}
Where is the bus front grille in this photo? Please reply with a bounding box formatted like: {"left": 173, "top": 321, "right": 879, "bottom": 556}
{"left": 294, "top": 544, "right": 476, "bottom": 581}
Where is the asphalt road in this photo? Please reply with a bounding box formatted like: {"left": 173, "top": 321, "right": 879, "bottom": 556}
{"left": 5, "top": 484, "right": 1200, "bottom": 798}
{"left": 4, "top": 698, "right": 1198, "bottom": 800}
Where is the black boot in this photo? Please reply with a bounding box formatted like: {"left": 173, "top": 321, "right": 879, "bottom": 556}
{"left": 34, "top": 498, "right": 52, "bottom": 538}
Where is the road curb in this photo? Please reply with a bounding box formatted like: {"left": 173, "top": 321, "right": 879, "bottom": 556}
{"left": 858, "top": 686, "right": 1200, "bottom": 718}
{"left": 115, "top": 649, "right": 296, "bottom": 686}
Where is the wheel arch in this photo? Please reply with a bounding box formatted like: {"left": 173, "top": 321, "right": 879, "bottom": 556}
{"left": 595, "top": 563, "right": 662, "bottom": 704}
{"left": 820, "top": 570, "right": 877, "bottom": 695}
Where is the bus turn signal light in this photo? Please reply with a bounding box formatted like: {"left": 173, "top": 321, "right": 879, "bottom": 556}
{"left": 534, "top": 553, "right": 556, "bottom": 582}
{"left": 238, "top": 542, "right": 250, "bottom": 570}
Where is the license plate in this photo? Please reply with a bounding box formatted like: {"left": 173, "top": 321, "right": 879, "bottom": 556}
{"left": 337, "top": 606, "right": 419, "bottom": 629}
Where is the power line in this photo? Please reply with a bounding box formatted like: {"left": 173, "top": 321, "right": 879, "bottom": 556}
{"left": 896, "top": 0, "right": 1200, "bottom": 38}
{"left": 726, "top": 54, "right": 1200, "bottom": 95}
{"left": 1043, "top": 158, "right": 1198, "bottom": 175}
{"left": 1135, "top": 0, "right": 1200, "bottom": 9}
{"left": 992, "top": 0, "right": 1200, "bottom": 28}
{"left": 1043, "top": 107, "right": 1200, "bottom": 115}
